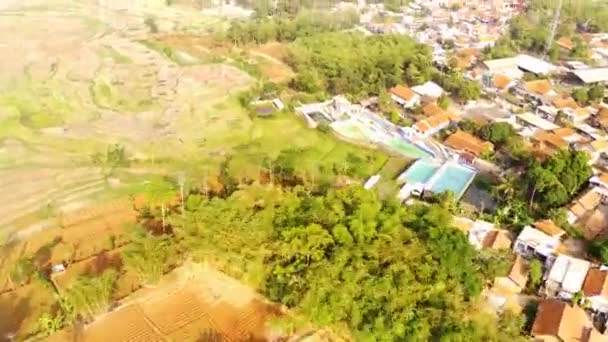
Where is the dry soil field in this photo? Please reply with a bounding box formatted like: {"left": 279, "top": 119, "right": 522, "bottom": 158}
{"left": 48, "top": 263, "right": 282, "bottom": 342}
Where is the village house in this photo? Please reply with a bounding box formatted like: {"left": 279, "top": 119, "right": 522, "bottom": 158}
{"left": 518, "top": 79, "right": 557, "bottom": 102}
{"left": 583, "top": 268, "right": 608, "bottom": 313}
{"left": 505, "top": 255, "right": 529, "bottom": 291}
{"left": 443, "top": 130, "right": 494, "bottom": 159}
{"left": 594, "top": 107, "right": 608, "bottom": 133}
{"left": 513, "top": 225, "right": 560, "bottom": 259}
{"left": 574, "top": 122, "right": 607, "bottom": 142}
{"left": 465, "top": 218, "right": 512, "bottom": 250}
{"left": 423, "top": 102, "right": 445, "bottom": 117}
{"left": 389, "top": 85, "right": 421, "bottom": 109}
{"left": 572, "top": 67, "right": 608, "bottom": 86}
{"left": 577, "top": 139, "right": 608, "bottom": 165}
{"left": 545, "top": 254, "right": 590, "bottom": 300}
{"left": 565, "top": 107, "right": 594, "bottom": 124}
{"left": 412, "top": 81, "right": 445, "bottom": 99}
{"left": 552, "top": 96, "right": 580, "bottom": 112}
{"left": 492, "top": 73, "right": 515, "bottom": 92}
{"left": 515, "top": 113, "right": 560, "bottom": 132}
{"left": 482, "top": 54, "right": 557, "bottom": 81}
{"left": 532, "top": 219, "right": 567, "bottom": 239}
{"left": 590, "top": 173, "right": 608, "bottom": 192}
{"left": 553, "top": 127, "right": 583, "bottom": 144}
{"left": 568, "top": 186, "right": 608, "bottom": 240}
{"left": 531, "top": 299, "right": 604, "bottom": 342}
{"left": 530, "top": 130, "right": 569, "bottom": 159}
{"left": 413, "top": 113, "right": 451, "bottom": 137}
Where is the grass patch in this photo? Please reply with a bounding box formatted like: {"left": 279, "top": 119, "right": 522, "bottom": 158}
{"left": 0, "top": 84, "right": 72, "bottom": 129}
{"left": 374, "top": 156, "right": 412, "bottom": 199}
{"left": 90, "top": 78, "right": 156, "bottom": 112}
{"left": 98, "top": 46, "right": 132, "bottom": 64}
{"left": 139, "top": 39, "right": 199, "bottom": 65}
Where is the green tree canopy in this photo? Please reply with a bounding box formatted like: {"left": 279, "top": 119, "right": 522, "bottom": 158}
{"left": 287, "top": 32, "right": 432, "bottom": 96}
{"left": 481, "top": 122, "right": 518, "bottom": 147}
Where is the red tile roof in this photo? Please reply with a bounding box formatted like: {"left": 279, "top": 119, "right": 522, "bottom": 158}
{"left": 444, "top": 130, "right": 494, "bottom": 157}
{"left": 532, "top": 299, "right": 599, "bottom": 341}
{"left": 389, "top": 85, "right": 416, "bottom": 101}
{"left": 583, "top": 269, "right": 608, "bottom": 298}
{"left": 533, "top": 219, "right": 566, "bottom": 238}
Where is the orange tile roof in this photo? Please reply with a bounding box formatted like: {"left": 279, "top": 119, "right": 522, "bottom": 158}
{"left": 423, "top": 102, "right": 445, "bottom": 116}
{"left": 573, "top": 188, "right": 602, "bottom": 212}
{"left": 525, "top": 80, "right": 553, "bottom": 96}
{"left": 532, "top": 299, "right": 598, "bottom": 341}
{"left": 414, "top": 121, "right": 431, "bottom": 133}
{"left": 598, "top": 109, "right": 608, "bottom": 128}
{"left": 553, "top": 97, "right": 580, "bottom": 110}
{"left": 482, "top": 230, "right": 512, "bottom": 249}
{"left": 557, "top": 36, "right": 574, "bottom": 50}
{"left": 580, "top": 209, "right": 608, "bottom": 240}
{"left": 533, "top": 131, "right": 568, "bottom": 150}
{"left": 414, "top": 113, "right": 451, "bottom": 134}
{"left": 444, "top": 130, "right": 494, "bottom": 157}
{"left": 508, "top": 255, "right": 529, "bottom": 288}
{"left": 553, "top": 127, "right": 576, "bottom": 138}
{"left": 389, "top": 85, "right": 416, "bottom": 101}
{"left": 426, "top": 113, "right": 450, "bottom": 128}
{"left": 583, "top": 269, "right": 608, "bottom": 298}
{"left": 600, "top": 173, "right": 608, "bottom": 185}
{"left": 493, "top": 73, "right": 512, "bottom": 89}
{"left": 533, "top": 219, "right": 566, "bottom": 237}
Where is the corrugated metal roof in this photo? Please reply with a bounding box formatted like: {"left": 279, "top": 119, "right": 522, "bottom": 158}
{"left": 572, "top": 67, "right": 608, "bottom": 84}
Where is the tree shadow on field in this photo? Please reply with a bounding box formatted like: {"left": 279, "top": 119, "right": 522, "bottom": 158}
{"left": 0, "top": 293, "right": 30, "bottom": 341}
{"left": 83, "top": 251, "right": 123, "bottom": 275}
{"left": 34, "top": 236, "right": 63, "bottom": 269}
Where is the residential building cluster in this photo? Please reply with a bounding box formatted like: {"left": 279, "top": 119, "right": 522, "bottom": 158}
{"left": 360, "top": 0, "right": 522, "bottom": 57}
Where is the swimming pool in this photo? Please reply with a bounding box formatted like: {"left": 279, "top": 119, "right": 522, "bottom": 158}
{"left": 398, "top": 159, "right": 440, "bottom": 184}
{"left": 426, "top": 162, "right": 477, "bottom": 199}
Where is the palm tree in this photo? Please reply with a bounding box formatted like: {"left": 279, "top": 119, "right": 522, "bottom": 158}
{"left": 493, "top": 175, "right": 518, "bottom": 204}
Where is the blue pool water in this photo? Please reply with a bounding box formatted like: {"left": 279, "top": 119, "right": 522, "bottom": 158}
{"left": 399, "top": 159, "right": 440, "bottom": 184}
{"left": 427, "top": 163, "right": 477, "bottom": 198}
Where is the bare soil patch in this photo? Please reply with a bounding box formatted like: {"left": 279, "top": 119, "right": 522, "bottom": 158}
{"left": 54, "top": 263, "right": 283, "bottom": 342}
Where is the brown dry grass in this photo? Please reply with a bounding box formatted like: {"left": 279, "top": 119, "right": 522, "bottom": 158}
{"left": 251, "top": 42, "right": 294, "bottom": 82}
{"left": 253, "top": 42, "right": 290, "bottom": 61}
